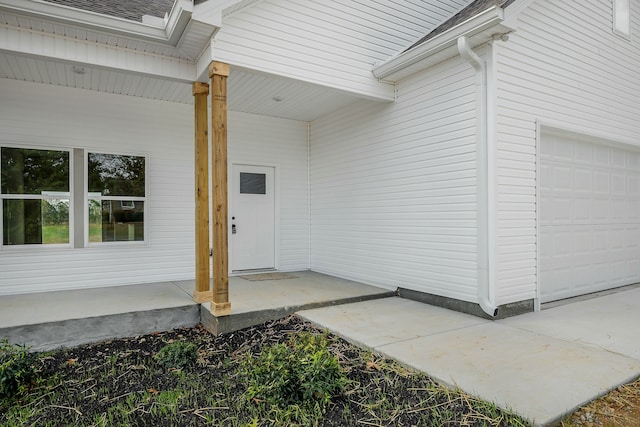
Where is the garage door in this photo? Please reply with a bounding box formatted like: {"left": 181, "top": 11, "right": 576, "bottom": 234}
{"left": 539, "top": 131, "right": 640, "bottom": 302}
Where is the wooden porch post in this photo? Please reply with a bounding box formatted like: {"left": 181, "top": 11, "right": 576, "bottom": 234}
{"left": 192, "top": 82, "right": 212, "bottom": 303}
{"left": 209, "top": 61, "right": 231, "bottom": 316}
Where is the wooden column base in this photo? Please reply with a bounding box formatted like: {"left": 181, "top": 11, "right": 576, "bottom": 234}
{"left": 192, "top": 290, "right": 213, "bottom": 303}
{"left": 211, "top": 302, "right": 231, "bottom": 317}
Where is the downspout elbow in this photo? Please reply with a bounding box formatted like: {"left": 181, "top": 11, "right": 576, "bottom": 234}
{"left": 478, "top": 279, "right": 499, "bottom": 317}
{"left": 457, "top": 36, "right": 483, "bottom": 74}
{"left": 458, "top": 35, "right": 498, "bottom": 318}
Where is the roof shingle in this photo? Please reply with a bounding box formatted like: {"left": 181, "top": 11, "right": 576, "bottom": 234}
{"left": 405, "top": 0, "right": 515, "bottom": 52}
{"left": 42, "top": 0, "right": 176, "bottom": 22}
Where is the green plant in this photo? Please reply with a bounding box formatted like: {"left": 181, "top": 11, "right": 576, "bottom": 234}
{"left": 154, "top": 341, "right": 197, "bottom": 369}
{"left": 0, "top": 339, "right": 37, "bottom": 399}
{"left": 242, "top": 332, "right": 347, "bottom": 411}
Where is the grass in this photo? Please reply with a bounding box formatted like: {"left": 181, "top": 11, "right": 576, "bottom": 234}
{"left": 0, "top": 316, "right": 529, "bottom": 427}
{"left": 40, "top": 224, "right": 102, "bottom": 244}
{"left": 560, "top": 376, "right": 640, "bottom": 426}
{"left": 41, "top": 225, "right": 69, "bottom": 244}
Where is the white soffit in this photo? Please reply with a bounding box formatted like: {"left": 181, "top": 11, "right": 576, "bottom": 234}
{"left": 0, "top": 52, "right": 364, "bottom": 119}
{"left": 228, "top": 67, "right": 361, "bottom": 122}
{"left": 0, "top": 51, "right": 193, "bottom": 103}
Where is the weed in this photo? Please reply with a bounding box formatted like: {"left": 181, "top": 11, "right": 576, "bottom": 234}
{"left": 0, "top": 339, "right": 37, "bottom": 399}
{"left": 154, "top": 341, "right": 197, "bottom": 369}
{"left": 242, "top": 331, "right": 347, "bottom": 412}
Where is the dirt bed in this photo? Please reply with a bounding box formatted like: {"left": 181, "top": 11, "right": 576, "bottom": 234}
{"left": 1, "top": 316, "right": 529, "bottom": 426}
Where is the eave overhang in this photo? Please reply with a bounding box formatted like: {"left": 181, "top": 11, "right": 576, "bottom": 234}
{"left": 372, "top": 6, "right": 514, "bottom": 82}
{"left": 0, "top": 0, "right": 218, "bottom": 58}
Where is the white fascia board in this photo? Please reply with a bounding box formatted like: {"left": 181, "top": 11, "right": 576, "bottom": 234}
{"left": 166, "top": 0, "right": 195, "bottom": 45}
{"left": 0, "top": 0, "right": 193, "bottom": 45}
{"left": 195, "top": 42, "right": 213, "bottom": 82}
{"left": 372, "top": 6, "right": 512, "bottom": 82}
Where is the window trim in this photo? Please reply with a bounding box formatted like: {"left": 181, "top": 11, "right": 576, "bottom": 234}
{"left": 84, "top": 150, "right": 148, "bottom": 247}
{"left": 0, "top": 144, "right": 74, "bottom": 250}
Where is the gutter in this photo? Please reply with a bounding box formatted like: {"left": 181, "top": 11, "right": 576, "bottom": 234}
{"left": 0, "top": 0, "right": 194, "bottom": 45}
{"left": 457, "top": 36, "right": 498, "bottom": 318}
{"left": 372, "top": 6, "right": 508, "bottom": 81}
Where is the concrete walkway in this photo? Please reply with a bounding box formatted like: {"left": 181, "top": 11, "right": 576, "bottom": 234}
{"left": 298, "top": 288, "right": 640, "bottom": 427}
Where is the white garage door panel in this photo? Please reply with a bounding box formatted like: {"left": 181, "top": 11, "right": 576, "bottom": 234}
{"left": 539, "top": 132, "right": 640, "bottom": 302}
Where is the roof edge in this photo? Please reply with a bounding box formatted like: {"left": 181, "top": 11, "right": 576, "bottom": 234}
{"left": 372, "top": 5, "right": 507, "bottom": 81}
{"left": 0, "top": 0, "right": 195, "bottom": 45}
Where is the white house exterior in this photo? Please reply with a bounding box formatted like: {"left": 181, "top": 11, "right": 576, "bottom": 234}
{"left": 0, "top": 0, "right": 638, "bottom": 319}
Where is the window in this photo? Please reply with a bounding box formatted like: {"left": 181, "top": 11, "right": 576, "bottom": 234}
{"left": 240, "top": 172, "right": 266, "bottom": 195}
{"left": 88, "top": 153, "right": 145, "bottom": 243}
{"left": 614, "top": 0, "right": 631, "bottom": 37}
{"left": 0, "top": 147, "right": 147, "bottom": 248}
{"left": 1, "top": 147, "right": 71, "bottom": 246}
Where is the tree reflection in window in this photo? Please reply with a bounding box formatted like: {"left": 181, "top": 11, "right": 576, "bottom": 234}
{"left": 88, "top": 153, "right": 145, "bottom": 243}
{"left": 1, "top": 148, "right": 69, "bottom": 194}
{"left": 1, "top": 147, "right": 70, "bottom": 245}
{"left": 88, "top": 153, "right": 145, "bottom": 197}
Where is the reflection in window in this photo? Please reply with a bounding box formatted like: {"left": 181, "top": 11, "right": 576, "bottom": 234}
{"left": 1, "top": 147, "right": 70, "bottom": 246}
{"left": 240, "top": 172, "right": 266, "bottom": 195}
{"left": 88, "top": 153, "right": 145, "bottom": 243}
{"left": 88, "top": 153, "right": 145, "bottom": 197}
{"left": 96, "top": 200, "right": 144, "bottom": 242}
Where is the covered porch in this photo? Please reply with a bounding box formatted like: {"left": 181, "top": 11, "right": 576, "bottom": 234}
{"left": 0, "top": 271, "right": 392, "bottom": 351}
{"left": 0, "top": 0, "right": 394, "bottom": 317}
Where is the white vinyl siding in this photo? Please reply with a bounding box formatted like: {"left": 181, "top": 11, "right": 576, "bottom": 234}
{"left": 0, "top": 78, "right": 194, "bottom": 295}
{"left": 228, "top": 112, "right": 310, "bottom": 272}
{"left": 495, "top": 0, "right": 640, "bottom": 304}
{"left": 310, "top": 57, "right": 478, "bottom": 302}
{"left": 213, "top": 0, "right": 471, "bottom": 100}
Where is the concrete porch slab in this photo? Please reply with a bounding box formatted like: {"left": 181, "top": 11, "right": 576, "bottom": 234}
{"left": 0, "top": 271, "right": 392, "bottom": 350}
{"left": 201, "top": 270, "right": 394, "bottom": 334}
{"left": 0, "top": 282, "right": 199, "bottom": 351}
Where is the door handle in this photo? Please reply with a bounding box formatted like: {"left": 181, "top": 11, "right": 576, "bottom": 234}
{"left": 232, "top": 224, "right": 237, "bottom": 234}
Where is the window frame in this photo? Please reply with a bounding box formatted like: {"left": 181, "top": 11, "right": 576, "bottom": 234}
{"left": 84, "top": 150, "right": 148, "bottom": 247}
{"left": 0, "top": 144, "right": 74, "bottom": 250}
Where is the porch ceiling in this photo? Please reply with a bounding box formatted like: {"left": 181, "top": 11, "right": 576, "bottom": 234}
{"left": 0, "top": 0, "right": 366, "bottom": 122}
{"left": 0, "top": 51, "right": 364, "bottom": 122}
{"left": 227, "top": 68, "right": 363, "bottom": 122}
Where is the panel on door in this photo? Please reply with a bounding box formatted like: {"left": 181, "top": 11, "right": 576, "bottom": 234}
{"left": 539, "top": 131, "right": 640, "bottom": 302}
{"left": 231, "top": 164, "right": 275, "bottom": 271}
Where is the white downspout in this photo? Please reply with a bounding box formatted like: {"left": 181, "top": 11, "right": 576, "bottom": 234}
{"left": 457, "top": 36, "right": 498, "bottom": 317}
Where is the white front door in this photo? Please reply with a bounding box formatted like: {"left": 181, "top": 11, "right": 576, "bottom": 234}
{"left": 231, "top": 164, "right": 275, "bottom": 271}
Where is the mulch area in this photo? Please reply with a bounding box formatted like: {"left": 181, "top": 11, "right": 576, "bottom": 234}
{"left": 1, "top": 315, "right": 528, "bottom": 426}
